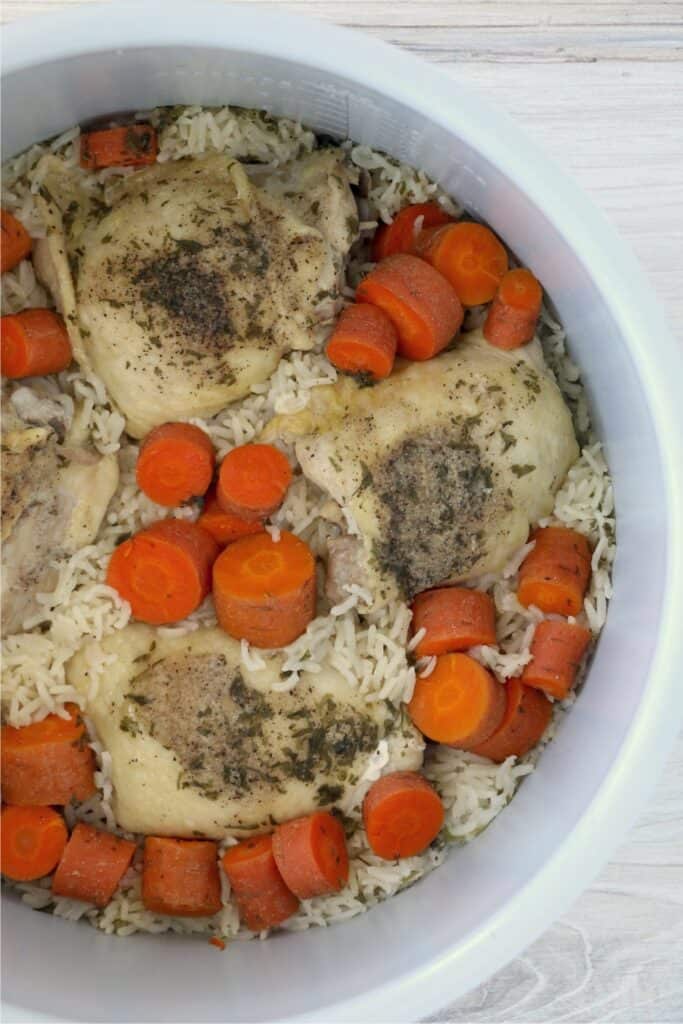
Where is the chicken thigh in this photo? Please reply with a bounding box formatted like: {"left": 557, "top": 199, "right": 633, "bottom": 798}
{"left": 67, "top": 625, "right": 423, "bottom": 838}
{"left": 265, "top": 329, "right": 578, "bottom": 605}
{"left": 1, "top": 392, "right": 118, "bottom": 635}
{"left": 33, "top": 150, "right": 357, "bottom": 437}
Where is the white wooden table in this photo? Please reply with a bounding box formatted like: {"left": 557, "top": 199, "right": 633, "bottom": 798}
{"left": 3, "top": 2, "right": 683, "bottom": 1020}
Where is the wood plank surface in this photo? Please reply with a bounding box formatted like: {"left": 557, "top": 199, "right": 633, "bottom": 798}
{"left": 3, "top": 3, "right": 683, "bottom": 1021}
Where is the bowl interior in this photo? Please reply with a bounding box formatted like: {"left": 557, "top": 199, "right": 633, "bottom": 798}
{"left": 1, "top": 18, "right": 677, "bottom": 1024}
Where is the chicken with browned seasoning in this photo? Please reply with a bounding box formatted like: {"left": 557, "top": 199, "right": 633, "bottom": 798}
{"left": 67, "top": 625, "right": 423, "bottom": 838}
{"left": 266, "top": 329, "right": 578, "bottom": 607}
{"left": 1, "top": 391, "right": 118, "bottom": 636}
{"left": 32, "top": 150, "right": 358, "bottom": 437}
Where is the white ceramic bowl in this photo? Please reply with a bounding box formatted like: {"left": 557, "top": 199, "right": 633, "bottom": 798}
{"left": 3, "top": 5, "right": 683, "bottom": 1021}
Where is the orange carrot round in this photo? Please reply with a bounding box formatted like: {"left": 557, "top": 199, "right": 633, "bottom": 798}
{"left": 411, "top": 587, "right": 496, "bottom": 657}
{"left": 213, "top": 530, "right": 316, "bottom": 648}
{"left": 217, "top": 443, "right": 292, "bottom": 522}
{"left": 142, "top": 837, "right": 222, "bottom": 917}
{"left": 222, "top": 834, "right": 300, "bottom": 931}
{"left": 51, "top": 823, "right": 136, "bottom": 907}
{"left": 363, "top": 771, "right": 444, "bottom": 860}
{"left": 1, "top": 309, "right": 72, "bottom": 379}
{"left": 1, "top": 705, "right": 96, "bottom": 806}
{"left": 80, "top": 124, "right": 158, "bottom": 170}
{"left": 1, "top": 805, "right": 67, "bottom": 882}
{"left": 136, "top": 422, "right": 215, "bottom": 507}
{"left": 470, "top": 678, "right": 552, "bottom": 761}
{"left": 408, "top": 653, "right": 506, "bottom": 748}
{"left": 517, "top": 526, "right": 592, "bottom": 617}
{"left": 483, "top": 268, "right": 543, "bottom": 350}
{"left": 1, "top": 209, "right": 32, "bottom": 273}
{"left": 106, "top": 519, "right": 219, "bottom": 625}
{"left": 417, "top": 221, "right": 508, "bottom": 307}
{"left": 272, "top": 811, "right": 349, "bottom": 899}
{"left": 521, "top": 619, "right": 592, "bottom": 700}
{"left": 356, "top": 253, "right": 463, "bottom": 361}
{"left": 372, "top": 202, "right": 455, "bottom": 262}
{"left": 326, "top": 303, "right": 398, "bottom": 381}
{"left": 198, "top": 487, "right": 265, "bottom": 547}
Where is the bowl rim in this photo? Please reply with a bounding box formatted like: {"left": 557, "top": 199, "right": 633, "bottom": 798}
{"left": 3, "top": 4, "right": 683, "bottom": 1022}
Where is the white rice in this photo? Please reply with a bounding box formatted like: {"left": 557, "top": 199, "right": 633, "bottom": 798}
{"left": 1, "top": 104, "right": 615, "bottom": 941}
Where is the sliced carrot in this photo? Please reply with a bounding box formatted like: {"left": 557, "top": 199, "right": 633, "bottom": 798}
{"left": 209, "top": 937, "right": 226, "bottom": 950}
{"left": 372, "top": 202, "right": 455, "bottom": 262}
{"left": 198, "top": 487, "right": 265, "bottom": 547}
{"left": 142, "top": 837, "right": 222, "bottom": 917}
{"left": 408, "top": 653, "right": 506, "bottom": 748}
{"left": 416, "top": 221, "right": 508, "bottom": 307}
{"left": 1, "top": 309, "right": 72, "bottom": 379}
{"left": 222, "top": 834, "right": 300, "bottom": 931}
{"left": 136, "top": 422, "right": 215, "bottom": 507}
{"left": 213, "top": 530, "right": 315, "bottom": 648}
{"left": 1, "top": 209, "right": 32, "bottom": 273}
{"left": 272, "top": 811, "right": 349, "bottom": 899}
{"left": 1, "top": 705, "right": 96, "bottom": 806}
{"left": 470, "top": 678, "right": 552, "bottom": 761}
{"left": 1, "top": 806, "right": 67, "bottom": 882}
{"left": 363, "top": 771, "right": 444, "bottom": 860}
{"left": 106, "top": 519, "right": 219, "bottom": 625}
{"left": 521, "top": 620, "right": 592, "bottom": 700}
{"left": 517, "top": 526, "right": 592, "bottom": 617}
{"left": 483, "top": 268, "right": 543, "bottom": 350}
{"left": 411, "top": 587, "right": 496, "bottom": 658}
{"left": 80, "top": 124, "right": 158, "bottom": 170}
{"left": 51, "top": 823, "right": 135, "bottom": 907}
{"left": 326, "top": 303, "right": 398, "bottom": 381}
{"left": 217, "top": 443, "right": 292, "bottom": 522}
{"left": 356, "top": 253, "right": 463, "bottom": 361}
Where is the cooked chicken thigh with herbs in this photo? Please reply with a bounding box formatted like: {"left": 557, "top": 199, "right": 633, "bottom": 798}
{"left": 33, "top": 150, "right": 358, "bottom": 437}
{"left": 266, "top": 329, "right": 578, "bottom": 606}
{"left": 1, "top": 392, "right": 118, "bottom": 635}
{"left": 67, "top": 624, "right": 423, "bottom": 838}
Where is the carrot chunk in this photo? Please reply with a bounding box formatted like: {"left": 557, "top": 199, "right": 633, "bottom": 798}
{"left": 106, "top": 519, "right": 219, "bottom": 625}
{"left": 217, "top": 443, "right": 292, "bottom": 522}
{"left": 363, "top": 771, "right": 444, "bottom": 860}
{"left": 222, "top": 834, "right": 299, "bottom": 931}
{"left": 417, "top": 221, "right": 508, "bottom": 307}
{"left": 1, "top": 209, "right": 32, "bottom": 273}
{"left": 411, "top": 587, "right": 496, "bottom": 657}
{"left": 483, "top": 268, "right": 543, "bottom": 350}
{"left": 197, "top": 487, "right": 265, "bottom": 547}
{"left": 1, "top": 806, "right": 67, "bottom": 882}
{"left": 408, "top": 653, "right": 506, "bottom": 748}
{"left": 1, "top": 309, "right": 72, "bottom": 378}
{"left": 517, "top": 526, "right": 592, "bottom": 616}
{"left": 213, "top": 530, "right": 316, "bottom": 648}
{"left": 356, "top": 253, "right": 463, "bottom": 361}
{"left": 80, "top": 124, "right": 158, "bottom": 170}
{"left": 372, "top": 202, "right": 455, "bottom": 262}
{"left": 272, "top": 811, "right": 349, "bottom": 899}
{"left": 470, "top": 678, "right": 552, "bottom": 761}
{"left": 521, "top": 620, "right": 592, "bottom": 700}
{"left": 52, "top": 823, "right": 135, "bottom": 907}
{"left": 136, "top": 422, "right": 215, "bottom": 507}
{"left": 142, "top": 837, "right": 222, "bottom": 917}
{"left": 1, "top": 705, "right": 96, "bottom": 806}
{"left": 326, "top": 303, "right": 398, "bottom": 381}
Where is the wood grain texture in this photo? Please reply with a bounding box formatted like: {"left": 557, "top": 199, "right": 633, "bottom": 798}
{"left": 3, "top": 2, "right": 683, "bottom": 1020}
